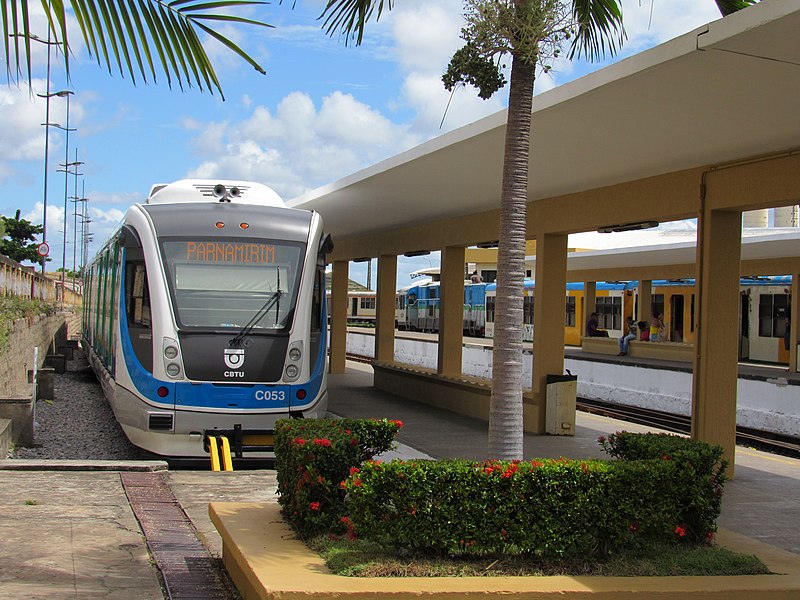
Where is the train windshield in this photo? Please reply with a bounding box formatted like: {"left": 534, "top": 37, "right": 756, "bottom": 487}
{"left": 160, "top": 238, "right": 305, "bottom": 331}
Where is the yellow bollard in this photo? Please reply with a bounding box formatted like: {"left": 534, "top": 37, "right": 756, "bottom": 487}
{"left": 209, "top": 436, "right": 221, "bottom": 471}
{"left": 220, "top": 436, "right": 234, "bottom": 471}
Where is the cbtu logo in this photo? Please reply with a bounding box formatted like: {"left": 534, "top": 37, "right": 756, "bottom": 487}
{"left": 224, "top": 348, "right": 245, "bottom": 370}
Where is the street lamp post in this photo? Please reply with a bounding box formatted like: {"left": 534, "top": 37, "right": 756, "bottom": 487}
{"left": 57, "top": 153, "right": 82, "bottom": 308}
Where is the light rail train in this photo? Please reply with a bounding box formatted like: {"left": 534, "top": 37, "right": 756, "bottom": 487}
{"left": 83, "top": 179, "right": 331, "bottom": 458}
{"left": 334, "top": 274, "right": 792, "bottom": 366}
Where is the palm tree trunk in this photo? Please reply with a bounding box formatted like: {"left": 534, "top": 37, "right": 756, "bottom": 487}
{"left": 488, "top": 51, "right": 536, "bottom": 461}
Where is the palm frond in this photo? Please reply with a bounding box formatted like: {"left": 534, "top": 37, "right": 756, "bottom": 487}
{"left": 2, "top": 0, "right": 270, "bottom": 97}
{"left": 714, "top": 0, "right": 759, "bottom": 17}
{"left": 318, "top": 0, "right": 393, "bottom": 46}
{"left": 568, "top": 0, "right": 625, "bottom": 62}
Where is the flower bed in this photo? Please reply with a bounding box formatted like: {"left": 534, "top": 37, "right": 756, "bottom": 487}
{"left": 276, "top": 420, "right": 726, "bottom": 559}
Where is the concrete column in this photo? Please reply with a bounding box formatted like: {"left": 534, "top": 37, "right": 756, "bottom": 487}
{"left": 790, "top": 273, "right": 799, "bottom": 373}
{"left": 438, "top": 246, "right": 465, "bottom": 376}
{"left": 375, "top": 255, "right": 397, "bottom": 364}
{"left": 531, "top": 233, "right": 568, "bottom": 433}
{"left": 637, "top": 280, "right": 653, "bottom": 324}
{"left": 692, "top": 209, "right": 741, "bottom": 474}
{"left": 329, "top": 260, "right": 349, "bottom": 374}
{"left": 582, "top": 282, "right": 596, "bottom": 338}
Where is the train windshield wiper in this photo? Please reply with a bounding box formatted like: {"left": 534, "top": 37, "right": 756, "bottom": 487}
{"left": 229, "top": 290, "right": 283, "bottom": 347}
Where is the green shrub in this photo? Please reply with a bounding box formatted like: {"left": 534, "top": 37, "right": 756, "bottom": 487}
{"left": 274, "top": 417, "right": 402, "bottom": 539}
{"left": 599, "top": 432, "right": 727, "bottom": 544}
{"left": 340, "top": 433, "right": 726, "bottom": 559}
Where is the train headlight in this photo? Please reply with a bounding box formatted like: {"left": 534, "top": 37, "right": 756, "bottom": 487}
{"left": 289, "top": 347, "right": 302, "bottom": 361}
{"left": 285, "top": 364, "right": 299, "bottom": 379}
{"left": 166, "top": 363, "right": 181, "bottom": 377}
{"left": 164, "top": 345, "right": 178, "bottom": 360}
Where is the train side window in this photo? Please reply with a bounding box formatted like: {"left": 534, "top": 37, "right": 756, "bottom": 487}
{"left": 565, "top": 296, "right": 576, "bottom": 327}
{"left": 759, "top": 294, "right": 789, "bottom": 338}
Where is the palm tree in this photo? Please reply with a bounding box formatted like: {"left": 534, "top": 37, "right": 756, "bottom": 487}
{"left": 319, "top": 0, "right": 759, "bottom": 461}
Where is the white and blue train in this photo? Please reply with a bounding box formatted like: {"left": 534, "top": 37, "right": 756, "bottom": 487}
{"left": 82, "top": 180, "right": 331, "bottom": 458}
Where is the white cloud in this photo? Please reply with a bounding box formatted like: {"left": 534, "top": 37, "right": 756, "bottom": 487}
{"left": 185, "top": 90, "right": 421, "bottom": 199}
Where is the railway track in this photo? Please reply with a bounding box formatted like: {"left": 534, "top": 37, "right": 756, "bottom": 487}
{"left": 343, "top": 352, "right": 800, "bottom": 459}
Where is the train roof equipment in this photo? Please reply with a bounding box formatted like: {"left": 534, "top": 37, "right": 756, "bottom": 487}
{"left": 146, "top": 179, "right": 285, "bottom": 207}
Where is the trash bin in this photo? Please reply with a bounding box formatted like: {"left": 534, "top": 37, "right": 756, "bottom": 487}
{"left": 545, "top": 373, "right": 577, "bottom": 436}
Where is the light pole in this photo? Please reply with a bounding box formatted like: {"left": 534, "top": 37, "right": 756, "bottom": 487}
{"left": 65, "top": 149, "right": 84, "bottom": 287}
{"left": 36, "top": 80, "right": 72, "bottom": 274}
{"left": 57, "top": 152, "right": 82, "bottom": 307}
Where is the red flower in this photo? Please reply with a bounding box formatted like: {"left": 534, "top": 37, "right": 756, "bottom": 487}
{"left": 349, "top": 467, "right": 360, "bottom": 476}
{"left": 313, "top": 438, "right": 331, "bottom": 447}
{"left": 597, "top": 435, "right": 606, "bottom": 444}
{"left": 706, "top": 531, "right": 715, "bottom": 542}
{"left": 628, "top": 523, "right": 639, "bottom": 533}
{"left": 293, "top": 437, "right": 306, "bottom": 446}
{"left": 674, "top": 525, "right": 687, "bottom": 538}
{"left": 352, "top": 478, "right": 363, "bottom": 487}
{"left": 391, "top": 419, "right": 404, "bottom": 429}
{"left": 661, "top": 454, "right": 672, "bottom": 461}
{"left": 530, "top": 460, "right": 543, "bottom": 468}
{"left": 580, "top": 462, "right": 589, "bottom": 475}
{"left": 309, "top": 502, "right": 321, "bottom": 511}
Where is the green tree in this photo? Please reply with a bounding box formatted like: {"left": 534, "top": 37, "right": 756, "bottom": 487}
{"left": 1, "top": 210, "right": 45, "bottom": 264}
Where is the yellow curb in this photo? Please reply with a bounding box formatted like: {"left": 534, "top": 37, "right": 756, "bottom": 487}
{"left": 210, "top": 502, "right": 800, "bottom": 599}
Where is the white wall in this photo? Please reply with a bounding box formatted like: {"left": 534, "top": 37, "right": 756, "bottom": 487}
{"left": 344, "top": 331, "right": 799, "bottom": 437}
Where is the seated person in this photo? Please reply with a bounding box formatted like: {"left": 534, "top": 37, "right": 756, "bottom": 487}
{"left": 586, "top": 312, "right": 608, "bottom": 337}
{"left": 638, "top": 321, "right": 649, "bottom": 341}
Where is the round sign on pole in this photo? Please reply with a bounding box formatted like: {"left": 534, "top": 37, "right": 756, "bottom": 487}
{"left": 37, "top": 242, "right": 50, "bottom": 257}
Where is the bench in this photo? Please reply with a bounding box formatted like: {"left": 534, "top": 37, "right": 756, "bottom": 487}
{"left": 581, "top": 337, "right": 694, "bottom": 363}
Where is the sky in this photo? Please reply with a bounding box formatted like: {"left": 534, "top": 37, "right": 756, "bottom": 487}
{"left": 0, "top": 0, "right": 741, "bottom": 287}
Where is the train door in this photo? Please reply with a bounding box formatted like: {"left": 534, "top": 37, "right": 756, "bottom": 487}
{"left": 123, "top": 246, "right": 154, "bottom": 373}
{"left": 670, "top": 295, "right": 685, "bottom": 342}
{"left": 351, "top": 297, "right": 359, "bottom": 319}
{"left": 739, "top": 291, "right": 750, "bottom": 361}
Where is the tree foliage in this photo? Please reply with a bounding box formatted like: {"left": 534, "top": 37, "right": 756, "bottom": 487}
{"left": 1, "top": 210, "right": 44, "bottom": 264}
{"left": 2, "top": 0, "right": 271, "bottom": 98}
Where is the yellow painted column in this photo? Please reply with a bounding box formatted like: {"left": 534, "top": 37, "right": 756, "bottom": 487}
{"left": 531, "top": 233, "right": 568, "bottom": 433}
{"left": 329, "top": 260, "right": 349, "bottom": 374}
{"left": 582, "top": 282, "right": 596, "bottom": 338}
{"left": 375, "top": 254, "right": 397, "bottom": 364}
{"left": 692, "top": 209, "right": 741, "bottom": 474}
{"left": 438, "top": 246, "right": 465, "bottom": 376}
{"left": 790, "top": 273, "right": 799, "bottom": 373}
{"left": 637, "top": 280, "right": 652, "bottom": 324}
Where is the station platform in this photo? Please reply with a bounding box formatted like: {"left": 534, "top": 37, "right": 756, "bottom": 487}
{"left": 0, "top": 361, "right": 797, "bottom": 599}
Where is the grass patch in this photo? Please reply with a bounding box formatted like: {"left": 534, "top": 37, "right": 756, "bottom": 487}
{"left": 308, "top": 536, "right": 770, "bottom": 578}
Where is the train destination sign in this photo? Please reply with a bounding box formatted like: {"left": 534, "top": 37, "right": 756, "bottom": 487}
{"left": 184, "top": 241, "right": 275, "bottom": 263}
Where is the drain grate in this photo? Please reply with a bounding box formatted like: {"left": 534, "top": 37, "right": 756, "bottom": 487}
{"left": 121, "top": 472, "right": 234, "bottom": 599}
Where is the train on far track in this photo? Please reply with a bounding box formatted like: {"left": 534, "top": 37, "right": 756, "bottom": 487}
{"left": 82, "top": 179, "right": 332, "bottom": 458}
{"left": 335, "top": 274, "right": 792, "bottom": 366}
